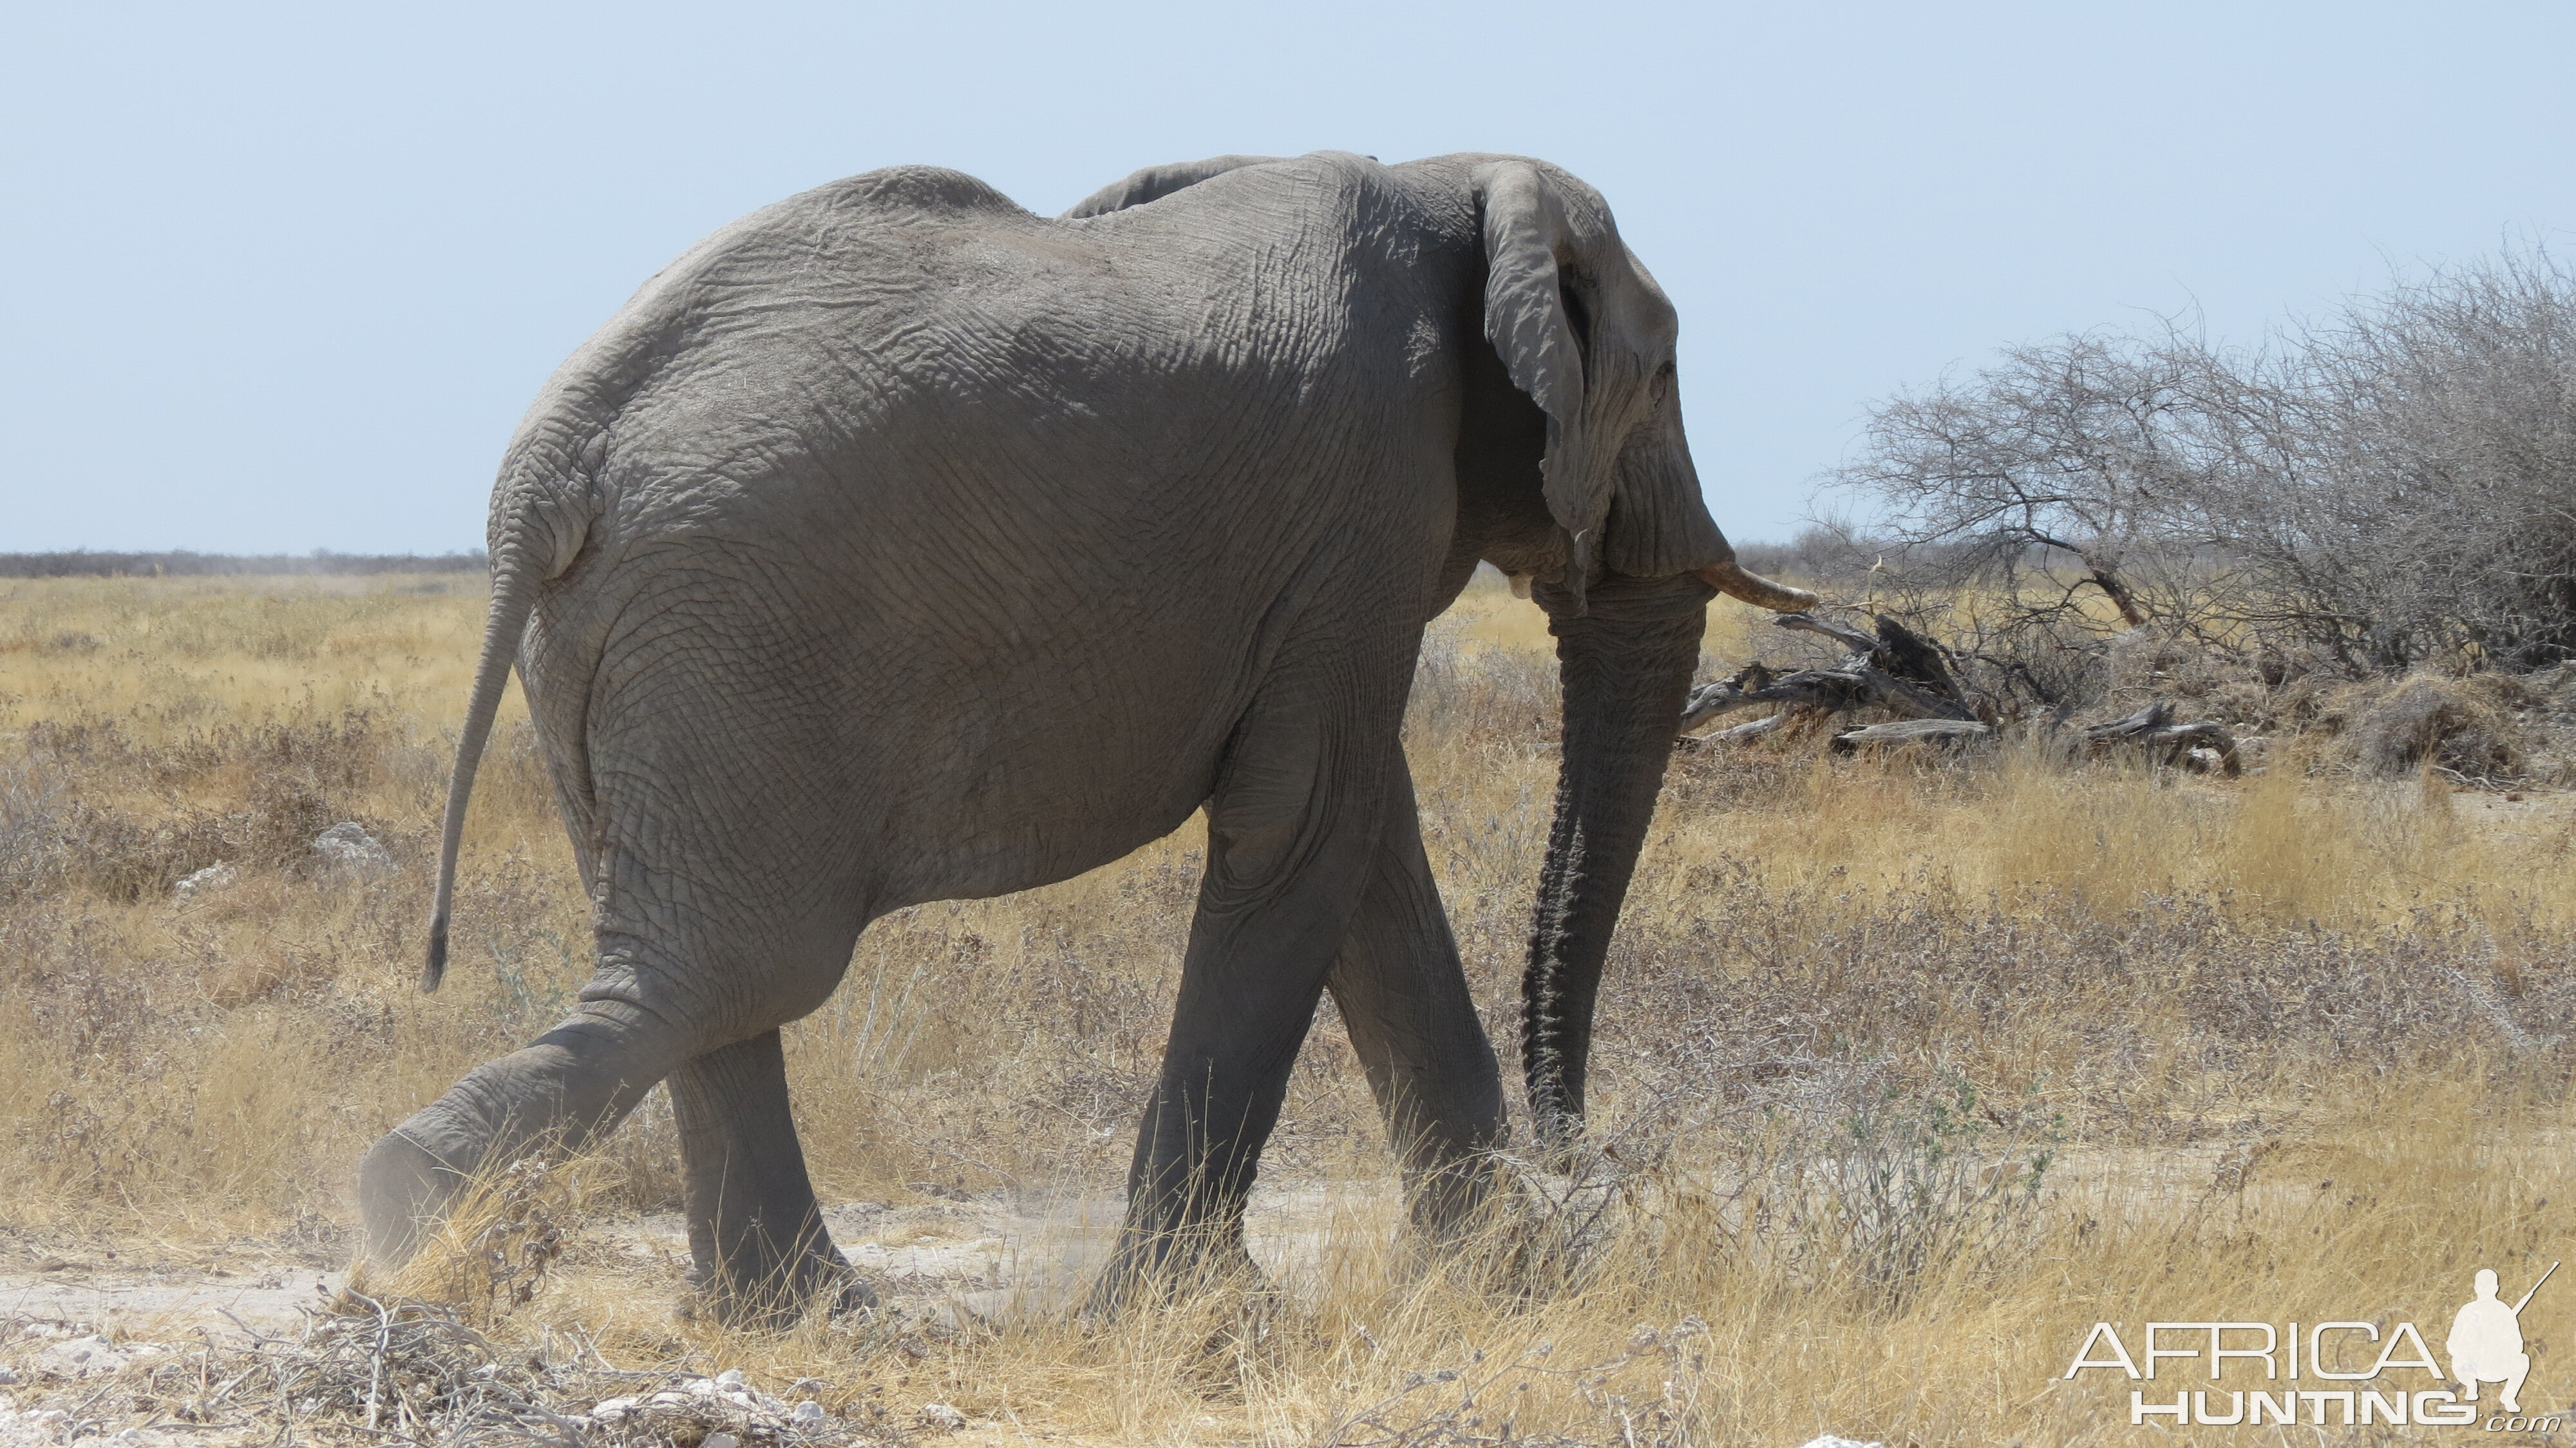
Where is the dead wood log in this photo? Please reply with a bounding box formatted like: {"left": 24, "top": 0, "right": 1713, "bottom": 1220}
{"left": 2083, "top": 701, "right": 2242, "bottom": 775}
{"left": 1712, "top": 712, "right": 1795, "bottom": 745}
{"left": 1680, "top": 612, "right": 1977, "bottom": 739}
{"left": 1772, "top": 612, "right": 1878, "bottom": 654}
{"left": 1682, "top": 663, "right": 1861, "bottom": 727}
{"left": 1831, "top": 718, "right": 1994, "bottom": 753}
{"left": 1671, "top": 607, "right": 2243, "bottom": 776}
{"left": 2085, "top": 701, "right": 2178, "bottom": 741}
{"left": 1870, "top": 616, "right": 1971, "bottom": 712}
{"left": 1674, "top": 710, "right": 1799, "bottom": 751}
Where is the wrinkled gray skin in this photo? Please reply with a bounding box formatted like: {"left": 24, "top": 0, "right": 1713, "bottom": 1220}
{"left": 360, "top": 151, "right": 1810, "bottom": 1324}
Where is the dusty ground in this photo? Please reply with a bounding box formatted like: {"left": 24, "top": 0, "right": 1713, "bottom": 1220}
{"left": 0, "top": 1180, "right": 1395, "bottom": 1335}
{"left": 0, "top": 1182, "right": 1422, "bottom": 1448}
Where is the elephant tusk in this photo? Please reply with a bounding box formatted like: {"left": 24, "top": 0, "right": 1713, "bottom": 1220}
{"left": 1697, "top": 560, "right": 1819, "bottom": 613}
{"left": 1508, "top": 571, "right": 1533, "bottom": 600}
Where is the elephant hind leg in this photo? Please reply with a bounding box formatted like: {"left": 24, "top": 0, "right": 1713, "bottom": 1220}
{"left": 361, "top": 1000, "right": 865, "bottom": 1326}
{"left": 668, "top": 1028, "right": 867, "bottom": 1326}
{"left": 359, "top": 1002, "right": 681, "bottom": 1270}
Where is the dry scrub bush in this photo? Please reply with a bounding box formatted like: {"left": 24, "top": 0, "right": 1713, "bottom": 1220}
{"left": 8, "top": 573, "right": 2576, "bottom": 1444}
{"left": 1825, "top": 245, "right": 2576, "bottom": 741}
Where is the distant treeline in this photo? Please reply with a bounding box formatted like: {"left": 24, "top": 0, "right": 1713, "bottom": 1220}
{"left": 0, "top": 550, "right": 488, "bottom": 578}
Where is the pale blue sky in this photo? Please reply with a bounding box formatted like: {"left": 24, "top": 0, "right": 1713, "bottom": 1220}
{"left": 6, "top": 1, "right": 2571, "bottom": 552}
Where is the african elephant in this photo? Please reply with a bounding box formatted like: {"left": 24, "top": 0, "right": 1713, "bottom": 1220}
{"left": 359, "top": 150, "right": 1814, "bottom": 1323}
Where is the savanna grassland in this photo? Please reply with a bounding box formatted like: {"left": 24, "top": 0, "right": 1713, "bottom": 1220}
{"left": 5, "top": 570, "right": 2576, "bottom": 1446}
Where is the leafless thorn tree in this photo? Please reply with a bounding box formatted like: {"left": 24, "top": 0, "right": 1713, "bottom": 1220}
{"left": 1826, "top": 244, "right": 2576, "bottom": 702}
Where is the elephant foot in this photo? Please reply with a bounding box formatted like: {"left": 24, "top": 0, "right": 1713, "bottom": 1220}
{"left": 1387, "top": 1157, "right": 1618, "bottom": 1299}
{"left": 827, "top": 1273, "right": 881, "bottom": 1319}
{"left": 1083, "top": 1226, "right": 1267, "bottom": 1320}
{"left": 684, "top": 1241, "right": 869, "bottom": 1330}
{"left": 1403, "top": 1152, "right": 1507, "bottom": 1244}
{"left": 357, "top": 1127, "right": 471, "bottom": 1270}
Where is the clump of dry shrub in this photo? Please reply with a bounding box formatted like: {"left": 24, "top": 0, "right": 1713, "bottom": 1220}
{"left": 2294, "top": 669, "right": 2569, "bottom": 782}
{"left": 3, "top": 710, "right": 408, "bottom": 904}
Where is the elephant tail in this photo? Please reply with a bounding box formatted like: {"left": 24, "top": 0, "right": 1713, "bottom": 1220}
{"left": 421, "top": 549, "right": 547, "bottom": 993}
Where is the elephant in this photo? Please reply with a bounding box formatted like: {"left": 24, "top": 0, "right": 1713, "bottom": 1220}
{"left": 359, "top": 149, "right": 1815, "bottom": 1324}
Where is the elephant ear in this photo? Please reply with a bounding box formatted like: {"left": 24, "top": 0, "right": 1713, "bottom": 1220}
{"left": 1061, "top": 155, "right": 1285, "bottom": 219}
{"left": 1475, "top": 161, "right": 1721, "bottom": 600}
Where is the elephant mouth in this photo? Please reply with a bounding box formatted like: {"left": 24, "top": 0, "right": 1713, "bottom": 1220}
{"left": 1696, "top": 560, "right": 1819, "bottom": 613}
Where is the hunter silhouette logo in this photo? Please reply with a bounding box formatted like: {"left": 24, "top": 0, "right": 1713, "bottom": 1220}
{"left": 2451, "top": 1262, "right": 2553, "bottom": 1415}
{"left": 2061, "top": 1261, "right": 2561, "bottom": 1429}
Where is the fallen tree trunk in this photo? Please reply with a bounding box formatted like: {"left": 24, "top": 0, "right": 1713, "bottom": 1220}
{"left": 1680, "top": 608, "right": 2246, "bottom": 773}
{"left": 1830, "top": 718, "right": 1995, "bottom": 754}
{"left": 1680, "top": 613, "right": 1978, "bottom": 734}
{"left": 1698, "top": 712, "right": 1795, "bottom": 746}
{"left": 1677, "top": 615, "right": 2240, "bottom": 775}
{"left": 2084, "top": 701, "right": 2242, "bottom": 775}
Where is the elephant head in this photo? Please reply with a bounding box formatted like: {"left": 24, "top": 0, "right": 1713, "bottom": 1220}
{"left": 1458, "top": 158, "right": 1815, "bottom": 1151}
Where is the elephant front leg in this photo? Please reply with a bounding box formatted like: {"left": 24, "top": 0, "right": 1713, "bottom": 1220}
{"left": 1325, "top": 761, "right": 1506, "bottom": 1244}
{"left": 668, "top": 1029, "right": 867, "bottom": 1327}
{"left": 1090, "top": 625, "right": 1404, "bottom": 1310}
{"left": 1097, "top": 956, "right": 1337, "bottom": 1305}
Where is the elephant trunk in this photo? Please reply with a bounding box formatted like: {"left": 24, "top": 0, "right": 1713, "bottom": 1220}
{"left": 1521, "top": 572, "right": 1709, "bottom": 1154}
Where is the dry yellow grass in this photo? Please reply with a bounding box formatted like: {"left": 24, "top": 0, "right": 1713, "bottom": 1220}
{"left": 6, "top": 571, "right": 2575, "bottom": 1444}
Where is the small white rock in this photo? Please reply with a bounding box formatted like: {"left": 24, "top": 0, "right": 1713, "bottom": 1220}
{"left": 589, "top": 1397, "right": 635, "bottom": 1423}
{"left": 1794, "top": 1438, "right": 1886, "bottom": 1448}
{"left": 791, "top": 1400, "right": 826, "bottom": 1425}
{"left": 920, "top": 1402, "right": 968, "bottom": 1431}
{"left": 712, "top": 1368, "right": 746, "bottom": 1389}
{"left": 312, "top": 823, "right": 397, "bottom": 875}
{"left": 703, "top": 1434, "right": 741, "bottom": 1448}
{"left": 33, "top": 1335, "right": 128, "bottom": 1377}
{"left": 171, "top": 862, "right": 237, "bottom": 899}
